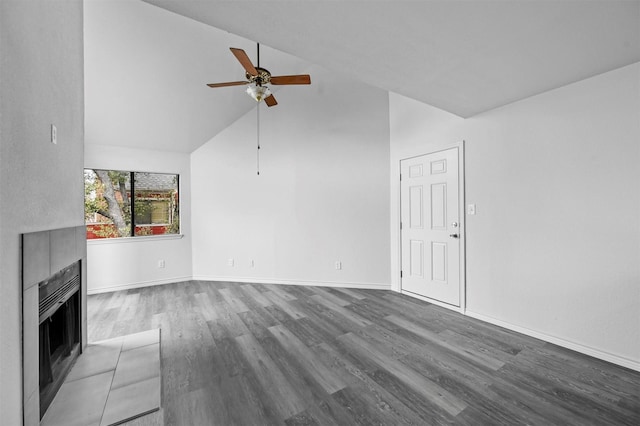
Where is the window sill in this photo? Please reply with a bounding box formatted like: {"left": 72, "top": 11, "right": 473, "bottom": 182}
{"left": 87, "top": 234, "right": 184, "bottom": 245}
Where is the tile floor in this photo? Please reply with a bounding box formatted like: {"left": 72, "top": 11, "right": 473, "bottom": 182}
{"left": 41, "top": 329, "right": 161, "bottom": 426}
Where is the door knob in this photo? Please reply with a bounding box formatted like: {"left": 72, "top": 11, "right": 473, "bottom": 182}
{"left": 449, "top": 234, "right": 459, "bottom": 238}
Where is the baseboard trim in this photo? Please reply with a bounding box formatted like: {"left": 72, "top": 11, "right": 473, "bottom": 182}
{"left": 400, "top": 290, "right": 464, "bottom": 314}
{"left": 87, "top": 276, "right": 192, "bottom": 295}
{"left": 465, "top": 310, "right": 640, "bottom": 372}
{"left": 88, "top": 275, "right": 389, "bottom": 295}
{"left": 86, "top": 276, "right": 637, "bottom": 371}
{"left": 192, "top": 275, "right": 391, "bottom": 290}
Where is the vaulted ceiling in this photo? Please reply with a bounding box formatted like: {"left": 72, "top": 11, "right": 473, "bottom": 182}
{"left": 85, "top": 1, "right": 639, "bottom": 153}
{"left": 144, "top": 0, "right": 640, "bottom": 118}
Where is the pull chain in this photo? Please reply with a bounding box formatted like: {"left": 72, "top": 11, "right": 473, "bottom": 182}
{"left": 257, "top": 102, "right": 260, "bottom": 175}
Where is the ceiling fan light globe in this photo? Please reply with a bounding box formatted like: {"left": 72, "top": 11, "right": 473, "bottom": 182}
{"left": 246, "top": 84, "right": 271, "bottom": 102}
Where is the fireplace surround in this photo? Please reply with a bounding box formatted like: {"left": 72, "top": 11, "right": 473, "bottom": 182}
{"left": 22, "top": 226, "right": 87, "bottom": 426}
{"left": 38, "top": 260, "right": 81, "bottom": 418}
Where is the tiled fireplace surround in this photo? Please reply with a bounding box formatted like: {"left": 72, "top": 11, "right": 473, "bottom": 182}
{"left": 22, "top": 226, "right": 87, "bottom": 426}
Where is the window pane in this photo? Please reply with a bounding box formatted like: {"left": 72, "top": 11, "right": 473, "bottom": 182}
{"left": 84, "top": 169, "right": 131, "bottom": 239}
{"left": 84, "top": 169, "right": 180, "bottom": 239}
{"left": 133, "top": 172, "right": 179, "bottom": 236}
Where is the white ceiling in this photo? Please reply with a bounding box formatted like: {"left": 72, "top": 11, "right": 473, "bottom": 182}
{"left": 144, "top": 0, "right": 640, "bottom": 118}
{"left": 84, "top": 0, "right": 312, "bottom": 153}
{"left": 86, "top": 1, "right": 639, "bottom": 153}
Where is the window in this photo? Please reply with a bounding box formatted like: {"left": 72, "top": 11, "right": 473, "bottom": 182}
{"left": 84, "top": 169, "right": 179, "bottom": 239}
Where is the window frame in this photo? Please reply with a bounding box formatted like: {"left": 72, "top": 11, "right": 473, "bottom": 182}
{"left": 84, "top": 168, "right": 181, "bottom": 240}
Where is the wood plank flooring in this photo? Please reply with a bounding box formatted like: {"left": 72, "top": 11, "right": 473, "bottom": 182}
{"left": 87, "top": 280, "right": 640, "bottom": 425}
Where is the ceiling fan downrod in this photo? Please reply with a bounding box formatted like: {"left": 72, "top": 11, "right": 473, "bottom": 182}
{"left": 206, "top": 42, "right": 310, "bottom": 108}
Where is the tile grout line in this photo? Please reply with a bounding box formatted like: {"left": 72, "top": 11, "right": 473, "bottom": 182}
{"left": 98, "top": 338, "right": 124, "bottom": 426}
{"left": 63, "top": 343, "right": 122, "bottom": 384}
{"left": 121, "top": 340, "right": 159, "bottom": 352}
{"left": 101, "top": 330, "right": 162, "bottom": 426}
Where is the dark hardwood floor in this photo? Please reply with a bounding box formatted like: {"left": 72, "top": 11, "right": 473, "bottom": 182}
{"left": 87, "top": 280, "right": 640, "bottom": 425}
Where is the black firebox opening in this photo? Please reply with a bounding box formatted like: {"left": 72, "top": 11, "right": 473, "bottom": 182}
{"left": 38, "top": 261, "right": 82, "bottom": 419}
{"left": 39, "top": 293, "right": 80, "bottom": 382}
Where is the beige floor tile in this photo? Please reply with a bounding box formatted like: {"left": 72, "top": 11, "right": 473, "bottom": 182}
{"left": 91, "top": 335, "right": 125, "bottom": 348}
{"left": 22, "top": 286, "right": 39, "bottom": 400}
{"left": 100, "top": 376, "right": 161, "bottom": 426}
{"left": 22, "top": 230, "right": 50, "bottom": 289}
{"left": 23, "top": 390, "right": 39, "bottom": 426}
{"left": 121, "top": 328, "right": 160, "bottom": 352}
{"left": 110, "top": 343, "right": 160, "bottom": 390}
{"left": 66, "top": 343, "right": 122, "bottom": 382}
{"left": 44, "top": 330, "right": 161, "bottom": 426}
{"left": 41, "top": 370, "right": 113, "bottom": 426}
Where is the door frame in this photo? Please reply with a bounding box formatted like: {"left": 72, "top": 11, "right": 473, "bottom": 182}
{"left": 399, "top": 140, "right": 466, "bottom": 313}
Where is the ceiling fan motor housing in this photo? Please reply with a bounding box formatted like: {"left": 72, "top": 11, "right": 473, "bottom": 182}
{"left": 247, "top": 67, "right": 271, "bottom": 85}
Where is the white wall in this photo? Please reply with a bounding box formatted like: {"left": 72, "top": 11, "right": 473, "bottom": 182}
{"left": 192, "top": 65, "right": 391, "bottom": 288}
{"left": 85, "top": 145, "right": 192, "bottom": 293}
{"left": 83, "top": 1, "right": 198, "bottom": 294}
{"left": 390, "top": 63, "right": 640, "bottom": 369}
{"left": 0, "top": 1, "right": 85, "bottom": 423}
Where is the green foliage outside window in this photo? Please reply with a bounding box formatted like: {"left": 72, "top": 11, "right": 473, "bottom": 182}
{"left": 84, "top": 169, "right": 179, "bottom": 239}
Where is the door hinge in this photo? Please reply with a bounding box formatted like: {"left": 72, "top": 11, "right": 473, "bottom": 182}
{"left": 400, "top": 222, "right": 402, "bottom": 230}
{"left": 400, "top": 174, "right": 402, "bottom": 181}
{"left": 400, "top": 270, "right": 403, "bottom": 278}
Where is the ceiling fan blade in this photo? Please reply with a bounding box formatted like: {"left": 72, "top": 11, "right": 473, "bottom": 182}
{"left": 206, "top": 81, "right": 249, "bottom": 88}
{"left": 264, "top": 94, "right": 278, "bottom": 107}
{"left": 230, "top": 48, "right": 258, "bottom": 76}
{"left": 270, "top": 75, "right": 311, "bottom": 85}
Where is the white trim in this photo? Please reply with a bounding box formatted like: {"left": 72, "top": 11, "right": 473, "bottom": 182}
{"left": 459, "top": 141, "right": 466, "bottom": 312}
{"left": 87, "top": 233, "right": 184, "bottom": 245}
{"left": 192, "top": 275, "right": 391, "bottom": 290}
{"left": 88, "top": 275, "right": 390, "bottom": 295}
{"left": 401, "top": 290, "right": 465, "bottom": 314}
{"left": 466, "top": 310, "right": 640, "bottom": 372}
{"left": 87, "top": 276, "right": 191, "bottom": 294}
{"left": 85, "top": 273, "right": 638, "bottom": 371}
{"left": 398, "top": 141, "right": 466, "bottom": 310}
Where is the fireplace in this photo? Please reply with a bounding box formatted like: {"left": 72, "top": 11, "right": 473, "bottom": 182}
{"left": 22, "top": 226, "right": 87, "bottom": 426}
{"left": 38, "top": 261, "right": 82, "bottom": 418}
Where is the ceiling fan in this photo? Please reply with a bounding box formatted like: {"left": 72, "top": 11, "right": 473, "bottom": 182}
{"left": 207, "top": 44, "right": 311, "bottom": 107}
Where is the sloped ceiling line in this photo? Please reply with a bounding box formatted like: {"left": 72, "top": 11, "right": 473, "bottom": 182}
{"left": 143, "top": 0, "right": 640, "bottom": 118}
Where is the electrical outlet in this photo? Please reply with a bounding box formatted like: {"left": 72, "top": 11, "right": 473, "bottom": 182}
{"left": 51, "top": 124, "right": 57, "bottom": 144}
{"left": 228, "top": 258, "right": 234, "bottom": 267}
{"left": 158, "top": 260, "right": 165, "bottom": 268}
{"left": 250, "top": 259, "right": 255, "bottom": 268}
{"left": 335, "top": 261, "right": 342, "bottom": 270}
{"left": 467, "top": 204, "right": 476, "bottom": 215}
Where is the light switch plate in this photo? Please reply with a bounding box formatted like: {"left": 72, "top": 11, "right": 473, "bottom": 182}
{"left": 467, "top": 204, "right": 476, "bottom": 215}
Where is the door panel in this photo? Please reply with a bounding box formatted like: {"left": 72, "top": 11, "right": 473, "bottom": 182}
{"left": 409, "top": 186, "right": 423, "bottom": 228}
{"left": 431, "top": 242, "right": 447, "bottom": 282}
{"left": 401, "top": 148, "right": 460, "bottom": 306}
{"left": 410, "top": 240, "right": 424, "bottom": 278}
{"left": 430, "top": 183, "right": 446, "bottom": 230}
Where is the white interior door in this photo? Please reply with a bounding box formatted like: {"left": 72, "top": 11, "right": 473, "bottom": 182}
{"left": 401, "top": 148, "right": 461, "bottom": 306}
